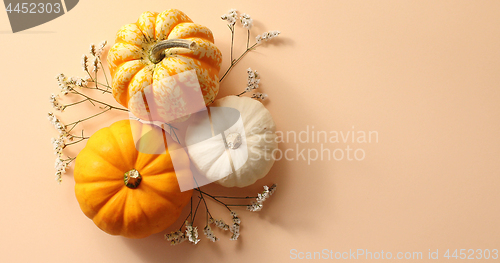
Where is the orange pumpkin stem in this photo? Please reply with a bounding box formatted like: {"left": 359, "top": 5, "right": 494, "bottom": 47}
{"left": 149, "top": 39, "right": 198, "bottom": 64}
{"left": 124, "top": 169, "right": 142, "bottom": 189}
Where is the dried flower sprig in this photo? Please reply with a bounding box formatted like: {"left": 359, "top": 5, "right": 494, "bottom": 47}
{"left": 220, "top": 10, "right": 278, "bottom": 101}
{"left": 251, "top": 92, "right": 268, "bottom": 101}
{"left": 203, "top": 225, "right": 218, "bottom": 242}
{"left": 48, "top": 112, "right": 67, "bottom": 135}
{"left": 247, "top": 201, "right": 263, "bottom": 212}
{"left": 81, "top": 55, "right": 88, "bottom": 72}
{"left": 165, "top": 230, "right": 187, "bottom": 245}
{"left": 237, "top": 68, "right": 267, "bottom": 100}
{"left": 246, "top": 68, "right": 260, "bottom": 91}
{"left": 54, "top": 156, "right": 74, "bottom": 183}
{"left": 213, "top": 218, "right": 230, "bottom": 231}
{"left": 240, "top": 13, "right": 253, "bottom": 30}
{"left": 221, "top": 9, "right": 238, "bottom": 28}
{"left": 221, "top": 9, "right": 238, "bottom": 62}
{"left": 219, "top": 9, "right": 281, "bottom": 82}
{"left": 248, "top": 184, "right": 277, "bottom": 212}
{"left": 166, "top": 184, "right": 276, "bottom": 245}
{"left": 49, "top": 41, "right": 128, "bottom": 182}
{"left": 185, "top": 221, "right": 200, "bottom": 245}
{"left": 50, "top": 94, "right": 64, "bottom": 111}
{"left": 256, "top": 31, "right": 281, "bottom": 44}
{"left": 229, "top": 211, "right": 241, "bottom": 240}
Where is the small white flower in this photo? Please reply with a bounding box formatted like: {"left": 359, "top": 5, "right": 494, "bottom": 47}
{"left": 165, "top": 230, "right": 187, "bottom": 245}
{"left": 256, "top": 192, "right": 268, "bottom": 203}
{"left": 247, "top": 184, "right": 276, "bottom": 211}
{"left": 81, "top": 55, "right": 88, "bottom": 72}
{"left": 231, "top": 211, "right": 241, "bottom": 224}
{"left": 213, "top": 219, "right": 230, "bottom": 230}
{"left": 56, "top": 73, "right": 65, "bottom": 85}
{"left": 257, "top": 185, "right": 273, "bottom": 202}
{"left": 51, "top": 136, "right": 65, "bottom": 155}
{"left": 61, "top": 86, "right": 70, "bottom": 95}
{"left": 221, "top": 9, "right": 238, "bottom": 27}
{"left": 185, "top": 221, "right": 200, "bottom": 245}
{"left": 230, "top": 223, "right": 240, "bottom": 240}
{"left": 245, "top": 68, "right": 260, "bottom": 92}
{"left": 55, "top": 171, "right": 62, "bottom": 184}
{"left": 89, "top": 43, "right": 96, "bottom": 56}
{"left": 47, "top": 112, "right": 67, "bottom": 135}
{"left": 240, "top": 13, "right": 253, "bottom": 29}
{"left": 203, "top": 225, "right": 218, "bottom": 242}
{"left": 74, "top": 77, "right": 86, "bottom": 87}
{"left": 47, "top": 112, "right": 55, "bottom": 122}
{"left": 230, "top": 223, "right": 240, "bottom": 234}
{"left": 251, "top": 92, "right": 268, "bottom": 100}
{"left": 268, "top": 183, "right": 277, "bottom": 195}
{"left": 92, "top": 57, "right": 99, "bottom": 73}
{"left": 50, "top": 94, "right": 64, "bottom": 111}
{"left": 56, "top": 74, "right": 71, "bottom": 95}
{"left": 54, "top": 156, "right": 67, "bottom": 171}
{"left": 247, "top": 201, "right": 263, "bottom": 212}
{"left": 98, "top": 40, "right": 107, "bottom": 50}
{"left": 96, "top": 40, "right": 107, "bottom": 57}
{"left": 256, "top": 30, "right": 281, "bottom": 44}
{"left": 54, "top": 154, "right": 69, "bottom": 183}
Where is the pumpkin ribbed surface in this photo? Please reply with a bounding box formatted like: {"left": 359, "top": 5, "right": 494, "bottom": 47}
{"left": 74, "top": 120, "right": 193, "bottom": 238}
{"left": 107, "top": 9, "right": 222, "bottom": 122}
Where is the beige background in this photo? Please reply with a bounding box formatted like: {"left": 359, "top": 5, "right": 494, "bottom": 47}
{"left": 1, "top": 0, "right": 499, "bottom": 262}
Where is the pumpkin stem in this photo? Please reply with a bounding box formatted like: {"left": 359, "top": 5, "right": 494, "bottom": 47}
{"left": 225, "top": 132, "right": 243, "bottom": 150}
{"left": 124, "top": 169, "right": 142, "bottom": 189}
{"left": 149, "top": 39, "right": 198, "bottom": 64}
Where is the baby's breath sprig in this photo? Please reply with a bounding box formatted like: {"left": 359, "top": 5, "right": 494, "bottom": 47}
{"left": 185, "top": 221, "right": 200, "bottom": 245}
{"left": 251, "top": 92, "right": 268, "bottom": 101}
{"left": 166, "top": 184, "right": 276, "bottom": 245}
{"left": 49, "top": 41, "right": 128, "bottom": 183}
{"left": 203, "top": 225, "right": 218, "bottom": 242}
{"left": 235, "top": 68, "right": 268, "bottom": 101}
{"left": 240, "top": 13, "right": 253, "bottom": 49}
{"left": 221, "top": 9, "right": 238, "bottom": 62}
{"left": 240, "top": 13, "right": 253, "bottom": 30}
{"left": 50, "top": 94, "right": 64, "bottom": 111}
{"left": 83, "top": 41, "right": 111, "bottom": 93}
{"left": 165, "top": 230, "right": 187, "bottom": 245}
{"left": 54, "top": 156, "right": 75, "bottom": 183}
{"left": 219, "top": 10, "right": 281, "bottom": 83}
{"left": 236, "top": 67, "right": 267, "bottom": 101}
{"left": 221, "top": 9, "right": 237, "bottom": 28}
{"left": 229, "top": 211, "right": 241, "bottom": 240}
{"left": 247, "top": 184, "right": 277, "bottom": 212}
{"left": 256, "top": 31, "right": 281, "bottom": 44}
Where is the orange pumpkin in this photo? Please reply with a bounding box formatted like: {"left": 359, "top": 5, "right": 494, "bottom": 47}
{"left": 107, "top": 9, "right": 223, "bottom": 123}
{"left": 74, "top": 120, "right": 193, "bottom": 238}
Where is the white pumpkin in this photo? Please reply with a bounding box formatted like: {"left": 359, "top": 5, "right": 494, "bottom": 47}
{"left": 185, "top": 95, "right": 277, "bottom": 187}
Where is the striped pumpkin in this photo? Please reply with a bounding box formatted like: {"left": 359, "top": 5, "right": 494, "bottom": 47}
{"left": 107, "top": 9, "right": 222, "bottom": 122}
